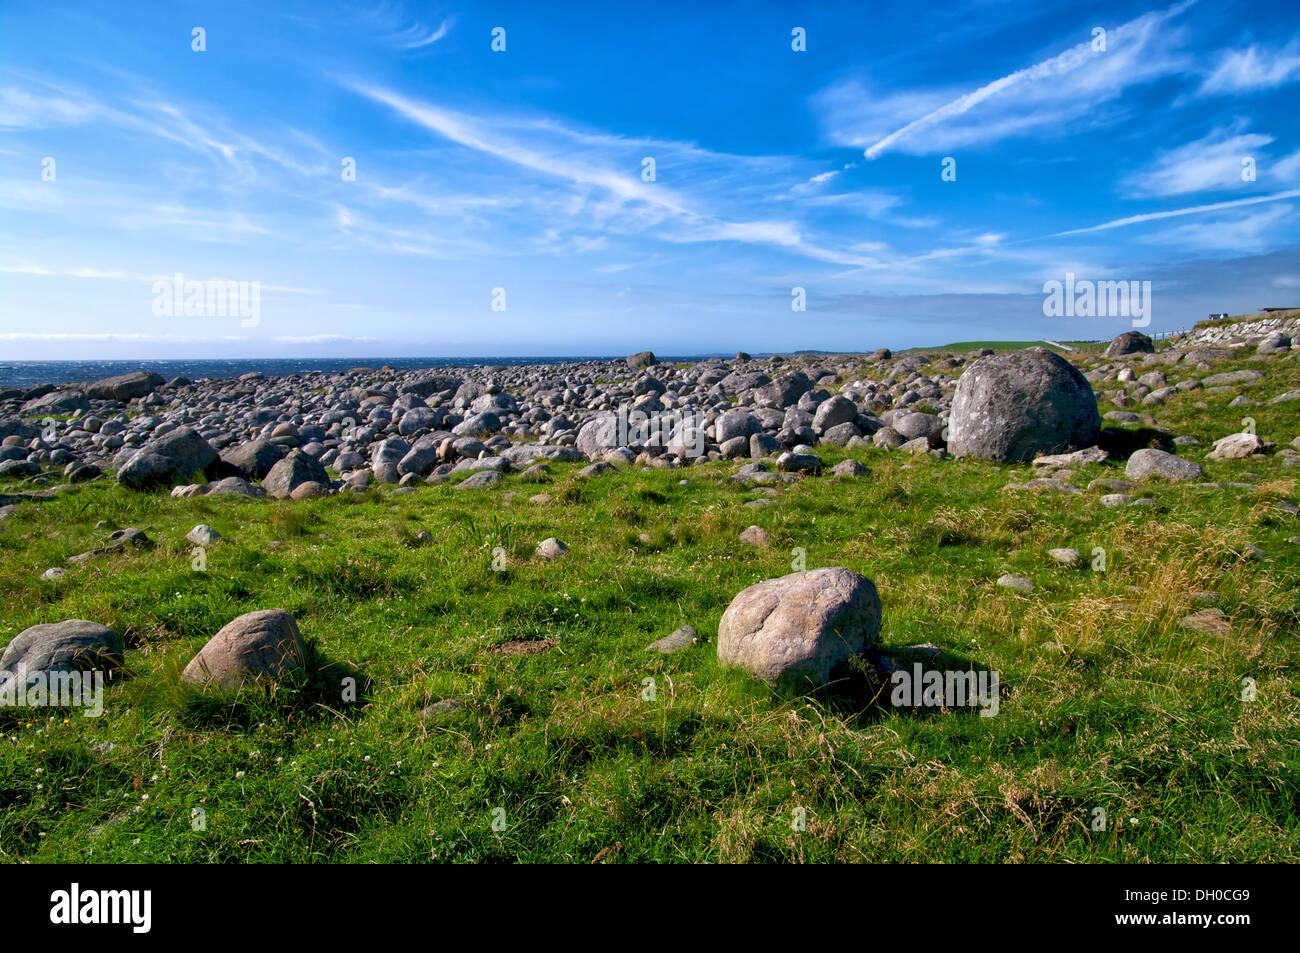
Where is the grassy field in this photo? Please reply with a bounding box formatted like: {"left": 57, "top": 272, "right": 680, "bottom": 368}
{"left": 0, "top": 346, "right": 1297, "bottom": 863}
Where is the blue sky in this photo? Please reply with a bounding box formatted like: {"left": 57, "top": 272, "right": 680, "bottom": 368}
{"left": 1, "top": 0, "right": 1298, "bottom": 359}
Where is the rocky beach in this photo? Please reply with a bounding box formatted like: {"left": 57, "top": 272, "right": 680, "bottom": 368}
{"left": 1, "top": 311, "right": 1297, "bottom": 863}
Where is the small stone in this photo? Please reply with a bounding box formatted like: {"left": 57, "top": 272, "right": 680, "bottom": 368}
{"left": 1047, "top": 548, "right": 1081, "bottom": 565}
{"left": 186, "top": 524, "right": 221, "bottom": 547}
{"left": 830, "top": 459, "right": 869, "bottom": 477}
{"left": 1180, "top": 608, "right": 1230, "bottom": 637}
{"left": 536, "top": 537, "right": 568, "bottom": 559}
{"left": 1207, "top": 432, "right": 1265, "bottom": 461}
{"left": 40, "top": 567, "right": 67, "bottom": 581}
{"left": 997, "top": 574, "right": 1034, "bottom": 592}
{"left": 421, "top": 698, "right": 465, "bottom": 717}
{"left": 1088, "top": 478, "right": 1135, "bottom": 493}
{"left": 739, "top": 525, "right": 771, "bottom": 547}
{"left": 456, "top": 470, "right": 503, "bottom": 489}
{"left": 1126, "top": 448, "right": 1205, "bottom": 482}
{"left": 528, "top": 493, "right": 552, "bottom": 504}
{"left": 647, "top": 625, "right": 697, "bottom": 654}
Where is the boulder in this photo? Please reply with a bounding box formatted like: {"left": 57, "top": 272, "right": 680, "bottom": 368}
{"left": 626, "top": 350, "right": 657, "bottom": 369}
{"left": 948, "top": 348, "right": 1100, "bottom": 463}
{"left": 85, "top": 371, "right": 164, "bottom": 402}
{"left": 753, "top": 372, "right": 813, "bottom": 409}
{"left": 220, "top": 439, "right": 286, "bottom": 480}
{"left": 812, "top": 395, "right": 858, "bottom": 433}
{"left": 1105, "top": 331, "right": 1155, "bottom": 358}
{"left": 717, "top": 567, "right": 881, "bottom": 689}
{"left": 262, "top": 449, "right": 330, "bottom": 499}
{"left": 716, "top": 410, "right": 762, "bottom": 444}
{"left": 1125, "top": 448, "right": 1205, "bottom": 482}
{"left": 181, "top": 609, "right": 307, "bottom": 690}
{"left": 117, "top": 426, "right": 219, "bottom": 489}
{"left": 536, "top": 537, "right": 568, "bottom": 559}
{"left": 576, "top": 414, "right": 622, "bottom": 460}
{"left": 21, "top": 389, "right": 88, "bottom": 415}
{"left": 1207, "top": 433, "right": 1265, "bottom": 461}
{"left": 0, "top": 620, "right": 123, "bottom": 688}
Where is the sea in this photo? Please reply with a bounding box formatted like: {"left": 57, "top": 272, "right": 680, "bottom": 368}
{"left": 0, "top": 356, "right": 729, "bottom": 391}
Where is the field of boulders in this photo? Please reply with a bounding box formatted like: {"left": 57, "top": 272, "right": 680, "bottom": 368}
{"left": 0, "top": 316, "right": 1296, "bottom": 862}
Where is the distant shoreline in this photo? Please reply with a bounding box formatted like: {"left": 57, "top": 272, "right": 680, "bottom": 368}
{"left": 0, "top": 353, "right": 861, "bottom": 391}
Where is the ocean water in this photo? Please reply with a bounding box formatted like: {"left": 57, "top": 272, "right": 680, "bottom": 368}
{"left": 0, "top": 356, "right": 720, "bottom": 391}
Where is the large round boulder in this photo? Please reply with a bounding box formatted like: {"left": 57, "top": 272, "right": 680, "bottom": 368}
{"left": 0, "top": 620, "right": 123, "bottom": 688}
{"left": 1105, "top": 331, "right": 1155, "bottom": 358}
{"left": 181, "top": 609, "right": 307, "bottom": 690}
{"left": 262, "top": 449, "right": 330, "bottom": 499}
{"left": 947, "top": 348, "right": 1100, "bottom": 463}
{"left": 86, "top": 371, "right": 164, "bottom": 402}
{"left": 220, "top": 438, "right": 286, "bottom": 480}
{"left": 576, "top": 414, "right": 623, "bottom": 460}
{"left": 717, "top": 567, "right": 881, "bottom": 690}
{"left": 117, "top": 426, "right": 219, "bottom": 489}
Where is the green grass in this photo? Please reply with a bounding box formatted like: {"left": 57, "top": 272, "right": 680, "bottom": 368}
{"left": 0, "top": 347, "right": 1296, "bottom": 863}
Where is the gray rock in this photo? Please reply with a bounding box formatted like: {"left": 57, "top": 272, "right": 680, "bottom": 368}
{"left": 85, "top": 371, "right": 164, "bottom": 402}
{"left": 220, "top": 439, "right": 286, "bottom": 479}
{"left": 1047, "top": 548, "right": 1081, "bottom": 565}
{"left": 776, "top": 451, "right": 823, "bottom": 474}
{"left": 812, "top": 396, "right": 858, "bottom": 433}
{"left": 647, "top": 625, "right": 697, "bottom": 654}
{"left": 1105, "top": 331, "right": 1154, "bottom": 358}
{"left": 262, "top": 449, "right": 330, "bottom": 499}
{"left": 181, "top": 609, "right": 307, "bottom": 690}
{"left": 0, "top": 619, "right": 123, "bottom": 688}
{"left": 717, "top": 567, "right": 882, "bottom": 689}
{"left": 996, "top": 573, "right": 1034, "bottom": 592}
{"left": 575, "top": 414, "right": 622, "bottom": 460}
{"left": 536, "top": 537, "right": 568, "bottom": 558}
{"left": 1208, "top": 432, "right": 1265, "bottom": 461}
{"left": 716, "top": 410, "right": 762, "bottom": 444}
{"left": 186, "top": 524, "right": 221, "bottom": 547}
{"left": 117, "top": 426, "right": 218, "bottom": 489}
{"left": 1125, "top": 448, "right": 1205, "bottom": 482}
{"left": 948, "top": 349, "right": 1100, "bottom": 463}
{"left": 830, "top": 458, "right": 868, "bottom": 477}
{"left": 455, "top": 470, "right": 503, "bottom": 489}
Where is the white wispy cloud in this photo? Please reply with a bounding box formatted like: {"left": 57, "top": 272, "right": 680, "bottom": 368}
{"left": 1199, "top": 37, "right": 1300, "bottom": 94}
{"left": 347, "top": 81, "right": 880, "bottom": 266}
{"left": 1054, "top": 188, "right": 1300, "bottom": 235}
{"left": 392, "top": 19, "right": 452, "bottom": 50}
{"left": 833, "top": 2, "right": 1195, "bottom": 158}
{"left": 1122, "top": 123, "right": 1273, "bottom": 197}
{"left": 0, "top": 86, "right": 96, "bottom": 127}
{"left": 1141, "top": 203, "right": 1295, "bottom": 251}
